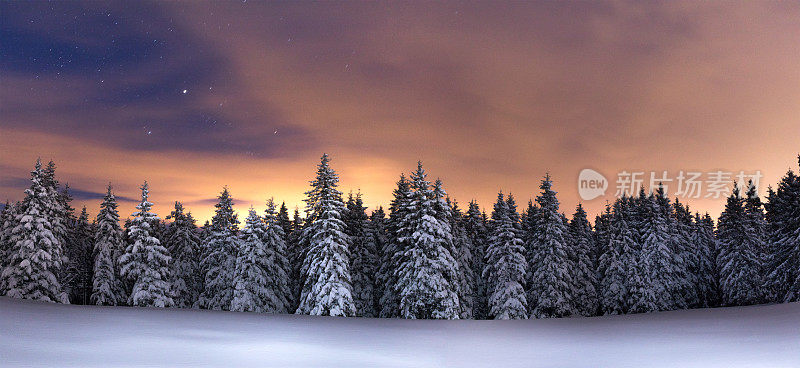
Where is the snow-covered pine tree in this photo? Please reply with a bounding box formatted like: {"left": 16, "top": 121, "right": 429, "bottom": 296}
{"left": 742, "top": 181, "right": 768, "bottom": 303}
{"left": 367, "top": 207, "right": 387, "bottom": 316}
{"left": 764, "top": 157, "right": 800, "bottom": 302}
{"left": 716, "top": 183, "right": 762, "bottom": 306}
{"left": 0, "top": 201, "right": 19, "bottom": 295}
{"left": 527, "top": 174, "right": 575, "bottom": 318}
{"left": 673, "top": 198, "right": 699, "bottom": 308}
{"left": 464, "top": 200, "right": 489, "bottom": 320}
{"left": 629, "top": 189, "right": 671, "bottom": 313}
{"left": 378, "top": 174, "right": 413, "bottom": 318}
{"left": 693, "top": 212, "right": 720, "bottom": 308}
{"left": 261, "top": 198, "right": 292, "bottom": 313}
{"left": 2, "top": 160, "right": 68, "bottom": 303}
{"left": 66, "top": 207, "right": 93, "bottom": 304}
{"left": 346, "top": 192, "right": 378, "bottom": 317}
{"left": 287, "top": 208, "right": 304, "bottom": 313}
{"left": 396, "top": 162, "right": 460, "bottom": 319}
{"left": 119, "top": 182, "right": 173, "bottom": 307}
{"left": 196, "top": 187, "right": 240, "bottom": 310}
{"left": 164, "top": 202, "right": 201, "bottom": 308}
{"left": 484, "top": 192, "right": 528, "bottom": 319}
{"left": 277, "top": 202, "right": 293, "bottom": 244}
{"left": 91, "top": 185, "right": 123, "bottom": 306}
{"left": 599, "top": 197, "right": 634, "bottom": 315}
{"left": 569, "top": 204, "right": 598, "bottom": 316}
{"left": 297, "top": 154, "right": 355, "bottom": 316}
{"left": 450, "top": 199, "right": 475, "bottom": 319}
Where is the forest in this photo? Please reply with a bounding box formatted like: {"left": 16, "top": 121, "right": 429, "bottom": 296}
{"left": 1, "top": 153, "right": 799, "bottom": 319}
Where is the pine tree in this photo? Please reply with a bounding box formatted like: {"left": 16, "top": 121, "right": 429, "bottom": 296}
{"left": 346, "top": 192, "right": 378, "bottom": 317}
{"left": 742, "top": 181, "right": 767, "bottom": 303}
{"left": 464, "top": 200, "right": 489, "bottom": 319}
{"left": 66, "top": 207, "right": 93, "bottom": 304}
{"left": 119, "top": 182, "right": 173, "bottom": 307}
{"left": 43, "top": 161, "right": 72, "bottom": 292}
{"left": 527, "top": 174, "right": 575, "bottom": 318}
{"left": 765, "top": 157, "right": 800, "bottom": 302}
{"left": 693, "top": 212, "right": 720, "bottom": 307}
{"left": 717, "top": 183, "right": 761, "bottom": 306}
{"left": 277, "top": 202, "right": 293, "bottom": 244}
{"left": 164, "top": 202, "right": 201, "bottom": 308}
{"left": 287, "top": 208, "right": 304, "bottom": 313}
{"left": 2, "top": 160, "right": 67, "bottom": 303}
{"left": 673, "top": 199, "right": 699, "bottom": 308}
{"left": 231, "top": 205, "right": 289, "bottom": 313}
{"left": 630, "top": 189, "right": 672, "bottom": 313}
{"left": 367, "top": 207, "right": 388, "bottom": 316}
{"left": 196, "top": 187, "right": 240, "bottom": 310}
{"left": 378, "top": 175, "right": 413, "bottom": 318}
{"left": 569, "top": 204, "right": 598, "bottom": 316}
{"left": 0, "top": 201, "right": 19, "bottom": 295}
{"left": 484, "top": 192, "right": 528, "bottom": 319}
{"left": 297, "top": 154, "right": 355, "bottom": 316}
{"left": 396, "top": 162, "right": 460, "bottom": 319}
{"left": 261, "top": 199, "right": 292, "bottom": 313}
{"left": 450, "top": 200, "right": 475, "bottom": 319}
{"left": 599, "top": 197, "right": 634, "bottom": 315}
{"left": 91, "top": 185, "right": 123, "bottom": 306}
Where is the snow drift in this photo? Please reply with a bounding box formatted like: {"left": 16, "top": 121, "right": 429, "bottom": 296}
{"left": 1, "top": 296, "right": 798, "bottom": 368}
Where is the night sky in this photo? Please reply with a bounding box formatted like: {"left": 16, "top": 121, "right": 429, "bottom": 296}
{"left": 2, "top": 1, "right": 800, "bottom": 222}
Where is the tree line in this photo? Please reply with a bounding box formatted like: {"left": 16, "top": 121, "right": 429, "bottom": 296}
{"left": 1, "top": 154, "right": 799, "bottom": 319}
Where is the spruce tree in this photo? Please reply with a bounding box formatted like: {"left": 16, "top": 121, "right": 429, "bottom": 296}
{"left": 119, "top": 182, "right": 173, "bottom": 307}
{"left": 527, "top": 174, "right": 575, "bottom": 318}
{"left": 630, "top": 189, "right": 671, "bottom": 312}
{"left": 742, "top": 181, "right": 767, "bottom": 303}
{"left": 196, "top": 187, "right": 240, "bottom": 310}
{"left": 164, "top": 202, "right": 201, "bottom": 308}
{"left": 396, "top": 162, "right": 460, "bottom": 319}
{"left": 0, "top": 201, "right": 19, "bottom": 295}
{"left": 484, "top": 192, "right": 528, "bottom": 319}
{"left": 91, "top": 185, "right": 123, "bottom": 306}
{"left": 451, "top": 199, "right": 475, "bottom": 319}
{"left": 287, "top": 208, "right": 304, "bottom": 313}
{"left": 765, "top": 157, "right": 800, "bottom": 302}
{"left": 261, "top": 199, "right": 292, "bottom": 313}
{"left": 378, "top": 175, "right": 413, "bottom": 318}
{"left": 2, "top": 160, "right": 67, "bottom": 303}
{"left": 297, "top": 154, "right": 355, "bottom": 316}
{"left": 693, "top": 212, "right": 720, "bottom": 307}
{"left": 673, "top": 199, "right": 699, "bottom": 308}
{"left": 716, "top": 184, "right": 762, "bottom": 306}
{"left": 346, "top": 192, "right": 378, "bottom": 317}
{"left": 67, "top": 207, "right": 93, "bottom": 304}
{"left": 464, "top": 200, "right": 489, "bottom": 319}
{"left": 569, "top": 204, "right": 598, "bottom": 316}
{"left": 367, "top": 207, "right": 388, "bottom": 316}
{"left": 599, "top": 197, "right": 634, "bottom": 315}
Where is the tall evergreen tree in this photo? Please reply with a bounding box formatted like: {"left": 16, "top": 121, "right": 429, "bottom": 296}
{"left": 742, "top": 181, "right": 767, "bottom": 303}
{"left": 91, "top": 185, "right": 123, "bottom": 306}
{"left": 367, "top": 207, "right": 388, "bottom": 316}
{"left": 297, "top": 154, "right": 355, "bottom": 316}
{"left": 261, "top": 199, "right": 292, "bottom": 313}
{"left": 484, "top": 192, "right": 528, "bottom": 319}
{"left": 464, "top": 200, "right": 489, "bottom": 319}
{"left": 164, "top": 202, "right": 201, "bottom": 308}
{"left": 287, "top": 208, "right": 304, "bottom": 313}
{"left": 527, "top": 174, "right": 575, "bottom": 318}
{"left": 196, "top": 187, "right": 240, "bottom": 310}
{"left": 378, "top": 175, "right": 413, "bottom": 318}
{"left": 673, "top": 199, "right": 699, "bottom": 308}
{"left": 119, "top": 182, "right": 173, "bottom": 307}
{"left": 346, "top": 192, "right": 378, "bottom": 317}
{"left": 693, "top": 212, "right": 720, "bottom": 307}
{"left": 450, "top": 200, "right": 475, "bottom": 319}
{"left": 569, "top": 204, "right": 598, "bottom": 316}
{"left": 277, "top": 202, "right": 293, "bottom": 244}
{"left": 396, "top": 162, "right": 460, "bottom": 319}
{"left": 599, "top": 197, "right": 634, "bottom": 315}
{"left": 0, "top": 201, "right": 19, "bottom": 295}
{"left": 2, "top": 160, "right": 67, "bottom": 303}
{"left": 717, "top": 184, "right": 762, "bottom": 306}
{"left": 66, "top": 207, "right": 93, "bottom": 304}
{"left": 765, "top": 157, "right": 800, "bottom": 302}
{"left": 630, "top": 189, "right": 672, "bottom": 312}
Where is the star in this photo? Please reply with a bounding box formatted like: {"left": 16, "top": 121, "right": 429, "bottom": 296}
{"left": 274, "top": 129, "right": 278, "bottom": 134}
{"left": 182, "top": 89, "right": 188, "bottom": 94}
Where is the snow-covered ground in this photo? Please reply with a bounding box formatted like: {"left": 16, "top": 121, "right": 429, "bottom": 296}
{"left": 1, "top": 297, "right": 798, "bottom": 368}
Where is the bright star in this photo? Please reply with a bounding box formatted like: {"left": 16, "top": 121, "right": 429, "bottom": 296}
{"left": 182, "top": 89, "right": 188, "bottom": 94}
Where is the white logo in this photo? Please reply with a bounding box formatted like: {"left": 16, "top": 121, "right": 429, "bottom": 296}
{"left": 578, "top": 168, "right": 608, "bottom": 201}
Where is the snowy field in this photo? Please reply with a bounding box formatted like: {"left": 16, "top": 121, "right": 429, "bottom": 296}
{"left": 1, "top": 297, "right": 798, "bottom": 368}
